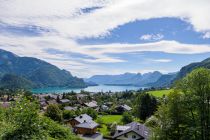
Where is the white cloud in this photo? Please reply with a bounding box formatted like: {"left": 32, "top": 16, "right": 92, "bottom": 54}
{"left": 203, "top": 32, "right": 210, "bottom": 39}
{"left": 151, "top": 59, "right": 172, "bottom": 63}
{"left": 1, "top": 0, "right": 210, "bottom": 77}
{"left": 1, "top": 0, "right": 210, "bottom": 38}
{"left": 140, "top": 34, "right": 164, "bottom": 41}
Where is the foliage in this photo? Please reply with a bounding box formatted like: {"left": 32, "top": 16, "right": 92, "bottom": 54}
{"left": 63, "top": 110, "right": 75, "bottom": 120}
{"left": 45, "top": 104, "right": 63, "bottom": 122}
{"left": 0, "top": 49, "right": 86, "bottom": 89}
{"left": 81, "top": 108, "right": 98, "bottom": 120}
{"left": 135, "top": 93, "right": 157, "bottom": 121}
{"left": 0, "top": 97, "right": 81, "bottom": 140}
{"left": 121, "top": 112, "right": 133, "bottom": 124}
{"left": 153, "top": 68, "right": 210, "bottom": 140}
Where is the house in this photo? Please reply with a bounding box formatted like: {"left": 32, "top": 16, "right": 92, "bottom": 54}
{"left": 74, "top": 120, "right": 99, "bottom": 135}
{"left": 100, "top": 104, "right": 109, "bottom": 111}
{"left": 84, "top": 101, "right": 98, "bottom": 108}
{"left": 70, "top": 114, "right": 93, "bottom": 127}
{"left": 60, "top": 99, "right": 70, "bottom": 104}
{"left": 113, "top": 122, "right": 149, "bottom": 140}
{"left": 76, "top": 94, "right": 88, "bottom": 100}
{"left": 47, "top": 99, "right": 57, "bottom": 105}
{"left": 70, "top": 114, "right": 102, "bottom": 140}
{"left": 116, "top": 104, "right": 132, "bottom": 114}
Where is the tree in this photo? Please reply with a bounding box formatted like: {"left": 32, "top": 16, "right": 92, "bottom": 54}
{"left": 45, "top": 104, "right": 63, "bottom": 122}
{"left": 135, "top": 93, "right": 157, "bottom": 121}
{"left": 121, "top": 112, "right": 133, "bottom": 124}
{"left": 153, "top": 68, "right": 210, "bottom": 140}
{"left": 63, "top": 110, "right": 75, "bottom": 120}
{"left": 0, "top": 97, "right": 81, "bottom": 140}
{"left": 82, "top": 108, "right": 98, "bottom": 120}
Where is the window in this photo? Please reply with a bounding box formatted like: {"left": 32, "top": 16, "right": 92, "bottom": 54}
{"left": 124, "top": 134, "right": 128, "bottom": 138}
{"left": 132, "top": 135, "right": 136, "bottom": 139}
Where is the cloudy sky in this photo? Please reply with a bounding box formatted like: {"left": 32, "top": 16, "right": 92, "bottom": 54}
{"left": 1, "top": 0, "right": 210, "bottom": 77}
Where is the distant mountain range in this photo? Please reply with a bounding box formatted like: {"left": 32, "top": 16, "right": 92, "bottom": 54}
{"left": 1, "top": 49, "right": 210, "bottom": 90}
{"left": 85, "top": 71, "right": 165, "bottom": 87}
{"left": 86, "top": 58, "right": 210, "bottom": 88}
{"left": 0, "top": 49, "right": 86, "bottom": 89}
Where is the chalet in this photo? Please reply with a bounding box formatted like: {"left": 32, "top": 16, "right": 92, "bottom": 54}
{"left": 113, "top": 122, "right": 149, "bottom": 140}
{"left": 74, "top": 121, "right": 99, "bottom": 135}
{"left": 70, "top": 114, "right": 102, "bottom": 140}
{"left": 70, "top": 114, "right": 93, "bottom": 127}
{"left": 116, "top": 104, "right": 132, "bottom": 114}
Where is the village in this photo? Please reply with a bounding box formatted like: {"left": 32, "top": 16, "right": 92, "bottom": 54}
{"left": 0, "top": 90, "right": 152, "bottom": 140}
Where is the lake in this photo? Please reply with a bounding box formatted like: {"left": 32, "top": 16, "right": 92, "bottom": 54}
{"left": 32, "top": 85, "right": 143, "bottom": 94}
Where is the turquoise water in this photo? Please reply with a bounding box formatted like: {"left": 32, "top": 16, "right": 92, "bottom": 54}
{"left": 32, "top": 85, "right": 143, "bottom": 94}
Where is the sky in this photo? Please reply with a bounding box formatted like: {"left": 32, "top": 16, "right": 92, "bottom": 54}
{"left": 0, "top": 0, "right": 210, "bottom": 78}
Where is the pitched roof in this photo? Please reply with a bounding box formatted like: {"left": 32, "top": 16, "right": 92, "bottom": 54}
{"left": 121, "top": 104, "right": 132, "bottom": 111}
{"left": 113, "top": 122, "right": 149, "bottom": 139}
{"left": 64, "top": 106, "right": 76, "bottom": 111}
{"left": 75, "top": 121, "right": 99, "bottom": 129}
{"left": 84, "top": 101, "right": 98, "bottom": 108}
{"left": 60, "top": 99, "right": 70, "bottom": 103}
{"left": 47, "top": 99, "right": 57, "bottom": 104}
{"left": 74, "top": 114, "right": 93, "bottom": 123}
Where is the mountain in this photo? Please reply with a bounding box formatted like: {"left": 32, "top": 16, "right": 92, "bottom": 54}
{"left": 176, "top": 57, "right": 210, "bottom": 80}
{"left": 85, "top": 71, "right": 162, "bottom": 86}
{"left": 0, "top": 74, "right": 35, "bottom": 89}
{"left": 0, "top": 49, "right": 86, "bottom": 89}
{"left": 146, "top": 73, "right": 177, "bottom": 87}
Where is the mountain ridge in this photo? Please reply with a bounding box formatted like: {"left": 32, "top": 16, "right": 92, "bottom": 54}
{"left": 0, "top": 49, "right": 86, "bottom": 89}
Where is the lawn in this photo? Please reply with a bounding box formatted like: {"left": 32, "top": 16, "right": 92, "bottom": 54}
{"left": 97, "top": 115, "right": 123, "bottom": 124}
{"left": 148, "top": 89, "right": 173, "bottom": 97}
{"left": 96, "top": 115, "right": 123, "bottom": 136}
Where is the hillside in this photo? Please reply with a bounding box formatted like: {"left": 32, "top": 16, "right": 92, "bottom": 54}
{"left": 0, "top": 49, "right": 86, "bottom": 89}
{"left": 176, "top": 58, "right": 210, "bottom": 80}
{"left": 147, "top": 73, "right": 177, "bottom": 88}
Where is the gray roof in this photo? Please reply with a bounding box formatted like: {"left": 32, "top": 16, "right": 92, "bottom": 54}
{"left": 75, "top": 121, "right": 99, "bottom": 129}
{"left": 84, "top": 101, "right": 98, "bottom": 108}
{"left": 113, "top": 122, "right": 149, "bottom": 139}
{"left": 74, "top": 114, "right": 93, "bottom": 123}
{"left": 120, "top": 104, "right": 132, "bottom": 111}
{"left": 64, "top": 106, "right": 76, "bottom": 111}
{"left": 47, "top": 99, "right": 57, "bottom": 104}
{"left": 60, "top": 99, "right": 70, "bottom": 103}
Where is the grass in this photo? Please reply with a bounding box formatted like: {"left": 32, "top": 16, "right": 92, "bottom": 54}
{"left": 97, "top": 115, "right": 123, "bottom": 124}
{"left": 98, "top": 124, "right": 109, "bottom": 136}
{"left": 96, "top": 115, "right": 123, "bottom": 136}
{"left": 148, "top": 89, "right": 173, "bottom": 97}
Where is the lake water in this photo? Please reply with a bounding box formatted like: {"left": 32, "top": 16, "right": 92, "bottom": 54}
{"left": 32, "top": 85, "right": 143, "bottom": 94}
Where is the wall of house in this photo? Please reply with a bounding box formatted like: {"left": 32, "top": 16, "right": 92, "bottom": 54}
{"left": 75, "top": 127, "right": 97, "bottom": 135}
{"left": 70, "top": 119, "right": 79, "bottom": 127}
{"left": 116, "top": 132, "right": 144, "bottom": 140}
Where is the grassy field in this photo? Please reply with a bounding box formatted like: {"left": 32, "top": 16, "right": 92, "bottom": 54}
{"left": 97, "top": 115, "right": 123, "bottom": 136}
{"left": 97, "top": 115, "right": 122, "bottom": 124}
{"left": 148, "top": 89, "right": 173, "bottom": 97}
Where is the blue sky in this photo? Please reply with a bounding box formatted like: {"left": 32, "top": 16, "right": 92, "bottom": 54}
{"left": 0, "top": 0, "right": 210, "bottom": 77}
